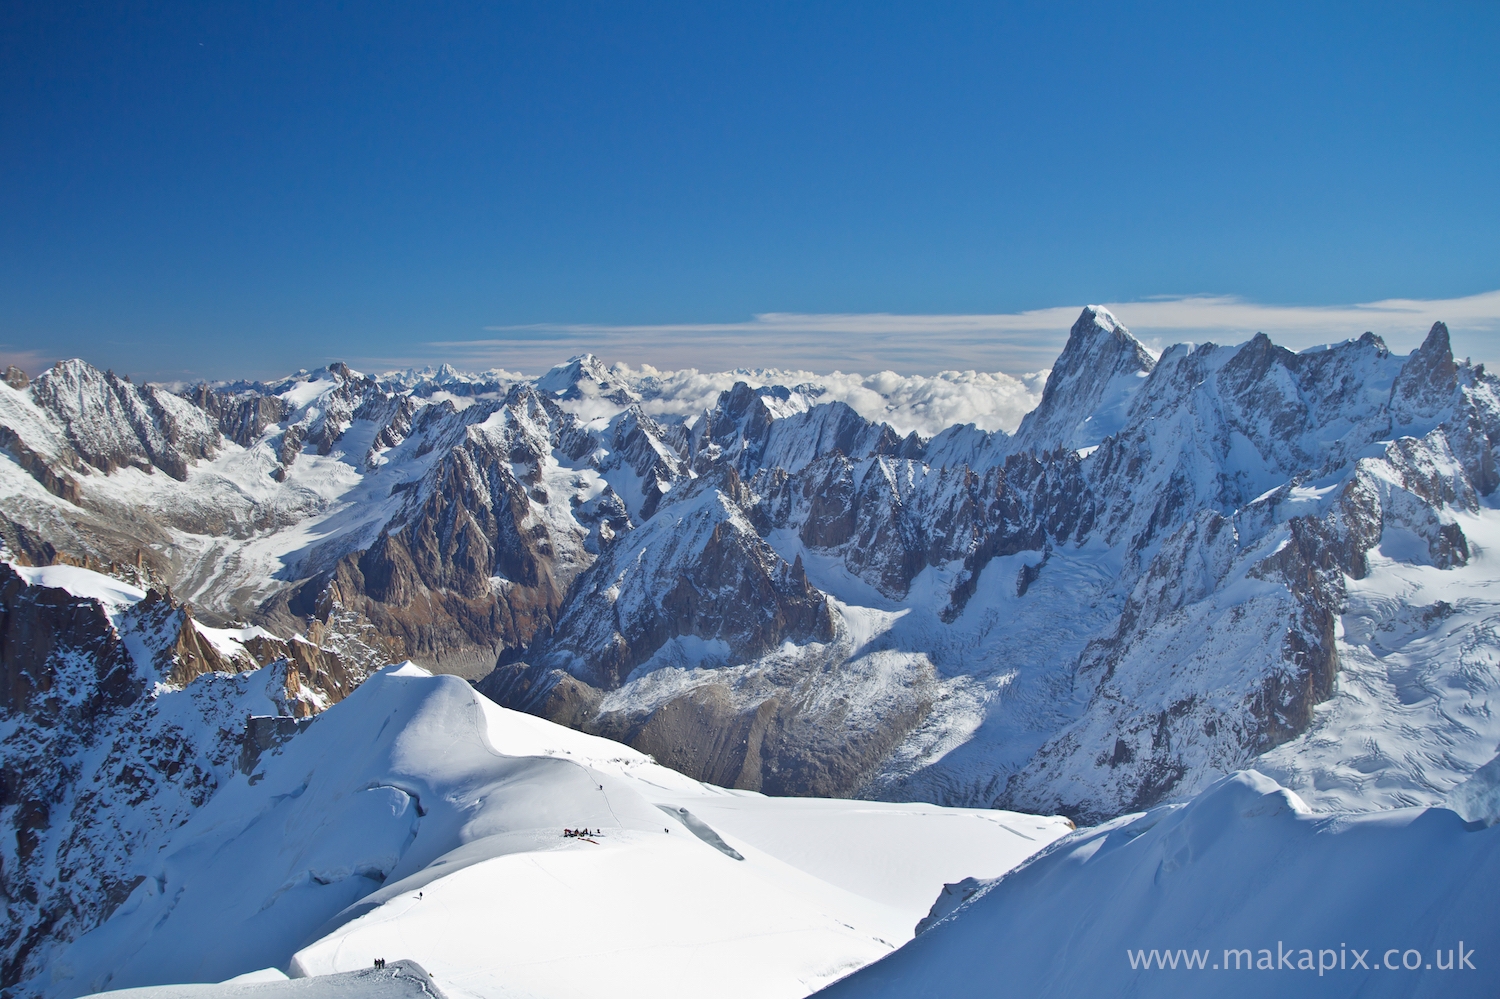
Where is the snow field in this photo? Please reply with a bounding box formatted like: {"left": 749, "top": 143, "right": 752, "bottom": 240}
{"left": 816, "top": 770, "right": 1500, "bottom": 999}
{"left": 55, "top": 664, "right": 1071, "bottom": 999}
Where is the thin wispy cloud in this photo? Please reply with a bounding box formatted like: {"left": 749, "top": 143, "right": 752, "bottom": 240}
{"left": 0, "top": 348, "right": 55, "bottom": 378}
{"left": 372, "top": 289, "right": 1500, "bottom": 378}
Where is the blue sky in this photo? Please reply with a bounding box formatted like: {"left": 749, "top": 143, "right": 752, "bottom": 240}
{"left": 2, "top": 2, "right": 1497, "bottom": 380}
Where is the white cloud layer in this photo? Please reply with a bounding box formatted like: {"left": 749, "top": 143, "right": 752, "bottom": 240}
{"left": 361, "top": 288, "right": 1500, "bottom": 385}
{"left": 615, "top": 365, "right": 1050, "bottom": 436}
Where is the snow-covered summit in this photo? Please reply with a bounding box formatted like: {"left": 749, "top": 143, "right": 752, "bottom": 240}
{"left": 1011, "top": 305, "right": 1155, "bottom": 453}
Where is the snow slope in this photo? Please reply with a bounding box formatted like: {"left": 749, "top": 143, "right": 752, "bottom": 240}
{"left": 92, "top": 962, "right": 440, "bottom": 999}
{"left": 43, "top": 665, "right": 1069, "bottom": 999}
{"left": 817, "top": 770, "right": 1500, "bottom": 999}
{"left": 1256, "top": 505, "right": 1500, "bottom": 811}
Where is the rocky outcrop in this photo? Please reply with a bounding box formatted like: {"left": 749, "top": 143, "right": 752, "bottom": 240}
{"left": 1391, "top": 322, "right": 1460, "bottom": 428}
{"left": 5, "top": 313, "right": 1500, "bottom": 825}
{"left": 188, "top": 382, "right": 289, "bottom": 447}
{"left": 0, "top": 562, "right": 359, "bottom": 989}
{"left": 603, "top": 407, "right": 688, "bottom": 520}
{"left": 242, "top": 633, "right": 363, "bottom": 714}
{"left": 509, "top": 467, "right": 834, "bottom": 688}
{"left": 360, "top": 392, "right": 420, "bottom": 460}
{"left": 0, "top": 564, "right": 142, "bottom": 720}
{"left": 0, "top": 425, "right": 82, "bottom": 503}
{"left": 691, "top": 384, "right": 905, "bottom": 479}
{"left": 755, "top": 445, "right": 1092, "bottom": 613}
{"left": 0, "top": 568, "right": 190, "bottom": 987}
{"left": 315, "top": 387, "right": 601, "bottom": 670}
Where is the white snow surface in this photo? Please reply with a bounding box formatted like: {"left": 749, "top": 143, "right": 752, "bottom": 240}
{"left": 12, "top": 562, "right": 147, "bottom": 607}
{"left": 93, "top": 962, "right": 433, "bottom": 998}
{"left": 1252, "top": 504, "right": 1500, "bottom": 811}
{"left": 59, "top": 665, "right": 1070, "bottom": 999}
{"left": 817, "top": 770, "right": 1500, "bottom": 999}
{"left": 1448, "top": 751, "right": 1500, "bottom": 826}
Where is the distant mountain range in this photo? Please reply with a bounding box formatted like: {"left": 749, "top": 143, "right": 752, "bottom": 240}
{"left": 6, "top": 307, "right": 1500, "bottom": 992}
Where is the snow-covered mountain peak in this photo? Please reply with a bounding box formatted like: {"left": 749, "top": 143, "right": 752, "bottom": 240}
{"left": 27, "top": 357, "right": 221, "bottom": 480}
{"left": 1075, "top": 303, "right": 1122, "bottom": 335}
{"left": 533, "top": 353, "right": 639, "bottom": 411}
{"left": 1011, "top": 305, "right": 1156, "bottom": 453}
{"left": 1391, "top": 321, "right": 1462, "bottom": 430}
{"left": 536, "top": 353, "right": 602, "bottom": 392}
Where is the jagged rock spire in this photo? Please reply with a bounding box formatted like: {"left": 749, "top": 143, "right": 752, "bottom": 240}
{"left": 1012, "top": 306, "right": 1156, "bottom": 453}
{"left": 1390, "top": 321, "right": 1459, "bottom": 429}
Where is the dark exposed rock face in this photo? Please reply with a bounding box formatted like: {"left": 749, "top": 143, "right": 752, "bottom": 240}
{"left": 189, "top": 382, "right": 289, "bottom": 447}
{"left": 5, "top": 316, "right": 1500, "bottom": 827}
{"left": 607, "top": 408, "right": 686, "bottom": 520}
{"left": 361, "top": 392, "right": 419, "bottom": 459}
{"left": 517, "top": 468, "right": 836, "bottom": 691}
{"left": 0, "top": 564, "right": 142, "bottom": 720}
{"left": 238, "top": 632, "right": 364, "bottom": 715}
{"left": 1391, "top": 322, "right": 1460, "bottom": 428}
{"left": 316, "top": 386, "right": 605, "bottom": 672}
{"left": 0, "top": 564, "right": 359, "bottom": 989}
{"left": 0, "top": 568, "right": 176, "bottom": 987}
{"left": 690, "top": 386, "right": 905, "bottom": 479}
{"left": 0, "top": 425, "right": 82, "bottom": 503}
{"left": 757, "top": 447, "right": 1094, "bottom": 614}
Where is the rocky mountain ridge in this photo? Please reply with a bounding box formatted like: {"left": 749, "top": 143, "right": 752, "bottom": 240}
{"left": 3, "top": 308, "right": 1498, "bottom": 830}
{"left": 0, "top": 559, "right": 360, "bottom": 988}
